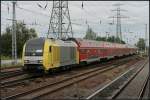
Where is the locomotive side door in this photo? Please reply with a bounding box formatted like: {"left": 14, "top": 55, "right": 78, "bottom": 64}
{"left": 48, "top": 46, "right": 52, "bottom": 68}
{"left": 48, "top": 45, "right": 60, "bottom": 69}
{"left": 43, "top": 43, "right": 52, "bottom": 71}
{"left": 51, "top": 46, "right": 60, "bottom": 68}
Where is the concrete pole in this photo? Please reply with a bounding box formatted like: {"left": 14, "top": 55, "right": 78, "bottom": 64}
{"left": 145, "top": 24, "right": 147, "bottom": 55}
{"left": 12, "top": 1, "right": 17, "bottom": 64}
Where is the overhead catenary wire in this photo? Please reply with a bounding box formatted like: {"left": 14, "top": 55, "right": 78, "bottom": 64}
{"left": 70, "top": 2, "right": 102, "bottom": 29}
{"left": 1, "top": 2, "right": 51, "bottom": 17}
{"left": 71, "top": 2, "right": 101, "bottom": 22}
{"left": 2, "top": 2, "right": 88, "bottom": 26}
{"left": 82, "top": 3, "right": 100, "bottom": 18}
{"left": 2, "top": 1, "right": 148, "bottom": 44}
{"left": 2, "top": 2, "right": 103, "bottom": 29}
{"left": 1, "top": 3, "right": 122, "bottom": 38}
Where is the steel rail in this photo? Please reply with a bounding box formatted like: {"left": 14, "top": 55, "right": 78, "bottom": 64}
{"left": 1, "top": 73, "right": 42, "bottom": 88}
{"left": 110, "top": 59, "right": 148, "bottom": 99}
{"left": 2, "top": 57, "right": 130, "bottom": 100}
{"left": 1, "top": 66, "right": 21, "bottom": 70}
{"left": 86, "top": 59, "right": 148, "bottom": 99}
{"left": 0, "top": 70, "right": 25, "bottom": 80}
{"left": 138, "top": 74, "right": 149, "bottom": 99}
{"left": 0, "top": 56, "right": 128, "bottom": 89}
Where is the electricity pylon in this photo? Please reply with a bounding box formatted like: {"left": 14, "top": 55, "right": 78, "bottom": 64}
{"left": 47, "top": 1, "right": 73, "bottom": 39}
{"left": 109, "top": 3, "right": 128, "bottom": 42}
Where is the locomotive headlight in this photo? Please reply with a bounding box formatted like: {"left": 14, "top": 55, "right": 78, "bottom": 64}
{"left": 38, "top": 60, "right": 43, "bottom": 63}
{"left": 24, "top": 60, "right": 29, "bottom": 63}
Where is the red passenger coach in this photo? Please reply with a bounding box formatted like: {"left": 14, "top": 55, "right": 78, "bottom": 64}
{"left": 74, "top": 39, "right": 102, "bottom": 62}
{"left": 68, "top": 38, "right": 137, "bottom": 63}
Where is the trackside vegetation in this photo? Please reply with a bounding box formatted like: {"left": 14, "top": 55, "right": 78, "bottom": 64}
{"left": 1, "top": 22, "right": 38, "bottom": 59}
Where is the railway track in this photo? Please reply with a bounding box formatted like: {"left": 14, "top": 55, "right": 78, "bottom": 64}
{"left": 1, "top": 56, "right": 141, "bottom": 100}
{"left": 1, "top": 67, "right": 43, "bottom": 88}
{"left": 110, "top": 59, "right": 148, "bottom": 99}
{"left": 1, "top": 66, "right": 21, "bottom": 70}
{"left": 1, "top": 67, "right": 21, "bottom": 73}
{"left": 0, "top": 70, "right": 25, "bottom": 80}
{"left": 1, "top": 72, "right": 42, "bottom": 88}
{"left": 0, "top": 55, "right": 136, "bottom": 89}
{"left": 86, "top": 58, "right": 148, "bottom": 99}
{"left": 138, "top": 74, "right": 149, "bottom": 99}
{"left": 1, "top": 66, "right": 23, "bottom": 80}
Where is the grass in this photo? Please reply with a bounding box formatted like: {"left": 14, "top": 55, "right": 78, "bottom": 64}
{"left": 1, "top": 56, "right": 12, "bottom": 60}
{"left": 1, "top": 55, "right": 22, "bottom": 68}
{"left": 1, "top": 63, "right": 22, "bottom": 68}
{"left": 1, "top": 55, "right": 21, "bottom": 60}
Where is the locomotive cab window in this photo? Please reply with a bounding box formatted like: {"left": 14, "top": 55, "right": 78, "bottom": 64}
{"left": 25, "top": 38, "right": 45, "bottom": 56}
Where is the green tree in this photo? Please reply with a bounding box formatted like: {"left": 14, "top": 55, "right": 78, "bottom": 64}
{"left": 96, "top": 36, "right": 125, "bottom": 44}
{"left": 96, "top": 36, "right": 106, "bottom": 41}
{"left": 115, "top": 37, "right": 125, "bottom": 44}
{"left": 84, "top": 27, "right": 96, "bottom": 40}
{"left": 1, "top": 22, "right": 38, "bottom": 57}
{"left": 107, "top": 36, "right": 115, "bottom": 42}
{"left": 136, "top": 38, "right": 146, "bottom": 51}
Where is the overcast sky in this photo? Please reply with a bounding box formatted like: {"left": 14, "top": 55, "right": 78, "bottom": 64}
{"left": 1, "top": 1, "right": 149, "bottom": 46}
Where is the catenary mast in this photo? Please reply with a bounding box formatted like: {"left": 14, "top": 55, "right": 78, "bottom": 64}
{"left": 47, "top": 1, "right": 73, "bottom": 39}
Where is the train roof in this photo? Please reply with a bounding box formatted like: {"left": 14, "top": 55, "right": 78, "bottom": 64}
{"left": 26, "top": 37, "right": 77, "bottom": 47}
{"left": 26, "top": 37, "right": 45, "bottom": 45}
{"left": 26, "top": 37, "right": 137, "bottom": 49}
{"left": 67, "top": 38, "right": 137, "bottom": 48}
{"left": 125, "top": 44, "right": 138, "bottom": 48}
{"left": 47, "top": 38, "right": 77, "bottom": 47}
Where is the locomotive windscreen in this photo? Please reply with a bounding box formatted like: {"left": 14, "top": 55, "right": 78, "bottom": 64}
{"left": 25, "top": 38, "right": 45, "bottom": 56}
